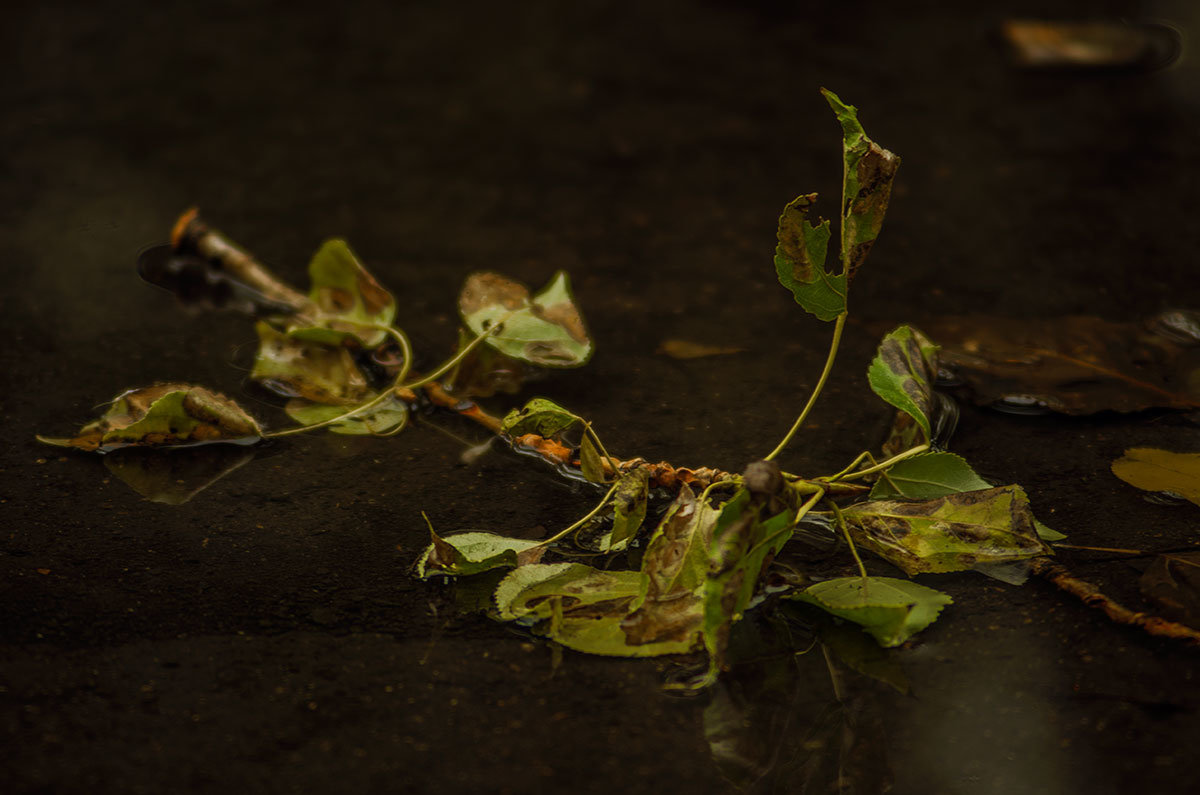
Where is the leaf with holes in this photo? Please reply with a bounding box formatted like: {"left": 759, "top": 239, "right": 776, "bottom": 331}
{"left": 774, "top": 193, "right": 843, "bottom": 321}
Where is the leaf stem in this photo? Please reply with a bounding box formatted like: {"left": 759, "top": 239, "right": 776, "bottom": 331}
{"left": 534, "top": 479, "right": 622, "bottom": 548}
{"left": 828, "top": 500, "right": 869, "bottom": 583}
{"left": 827, "top": 443, "right": 929, "bottom": 483}
{"left": 764, "top": 311, "right": 848, "bottom": 462}
{"left": 582, "top": 422, "right": 621, "bottom": 482}
{"left": 400, "top": 323, "right": 504, "bottom": 390}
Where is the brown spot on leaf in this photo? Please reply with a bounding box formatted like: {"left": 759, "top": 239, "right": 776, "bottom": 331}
{"left": 459, "top": 273, "right": 530, "bottom": 315}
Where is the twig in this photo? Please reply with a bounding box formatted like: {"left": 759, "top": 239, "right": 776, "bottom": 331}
{"left": 1029, "top": 558, "right": 1200, "bottom": 645}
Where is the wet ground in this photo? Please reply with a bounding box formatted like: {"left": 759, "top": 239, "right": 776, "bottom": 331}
{"left": 4, "top": 1, "right": 1200, "bottom": 792}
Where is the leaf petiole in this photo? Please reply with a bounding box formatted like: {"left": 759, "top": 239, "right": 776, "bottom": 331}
{"left": 764, "top": 311, "right": 848, "bottom": 461}
{"left": 827, "top": 443, "right": 930, "bottom": 483}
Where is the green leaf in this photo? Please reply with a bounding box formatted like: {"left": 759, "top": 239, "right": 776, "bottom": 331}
{"left": 416, "top": 529, "right": 544, "bottom": 579}
{"left": 622, "top": 484, "right": 719, "bottom": 647}
{"left": 774, "top": 194, "right": 845, "bottom": 322}
{"left": 869, "top": 452, "right": 991, "bottom": 499}
{"left": 610, "top": 468, "right": 651, "bottom": 549}
{"left": 250, "top": 322, "right": 371, "bottom": 405}
{"left": 304, "top": 238, "right": 396, "bottom": 347}
{"left": 821, "top": 88, "right": 900, "bottom": 282}
{"left": 493, "top": 563, "right": 697, "bottom": 656}
{"left": 284, "top": 393, "right": 408, "bottom": 436}
{"left": 1112, "top": 447, "right": 1200, "bottom": 508}
{"left": 843, "top": 485, "right": 1052, "bottom": 575}
{"left": 1035, "top": 519, "right": 1067, "bottom": 542}
{"left": 867, "top": 325, "right": 939, "bottom": 444}
{"left": 459, "top": 271, "right": 593, "bottom": 367}
{"left": 792, "top": 576, "right": 951, "bottom": 647}
{"left": 499, "top": 397, "right": 581, "bottom": 438}
{"left": 39, "top": 384, "right": 261, "bottom": 452}
{"left": 579, "top": 433, "right": 606, "bottom": 483}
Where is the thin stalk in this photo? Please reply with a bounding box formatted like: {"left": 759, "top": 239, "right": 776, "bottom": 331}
{"left": 582, "top": 422, "right": 621, "bottom": 481}
{"left": 534, "top": 480, "right": 622, "bottom": 548}
{"left": 764, "top": 312, "right": 848, "bottom": 462}
{"left": 401, "top": 324, "right": 504, "bottom": 390}
{"left": 264, "top": 324, "right": 414, "bottom": 438}
{"left": 828, "top": 500, "right": 869, "bottom": 583}
{"left": 827, "top": 443, "right": 929, "bottom": 483}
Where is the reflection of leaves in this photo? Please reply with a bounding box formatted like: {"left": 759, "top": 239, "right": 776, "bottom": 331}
{"left": 500, "top": 397, "right": 580, "bottom": 438}
{"left": 250, "top": 322, "right": 371, "bottom": 404}
{"left": 1112, "top": 447, "right": 1200, "bottom": 508}
{"left": 136, "top": 244, "right": 298, "bottom": 317}
{"left": 822, "top": 88, "right": 900, "bottom": 283}
{"left": 39, "top": 384, "right": 261, "bottom": 452}
{"left": 844, "top": 485, "right": 1052, "bottom": 575}
{"left": 1140, "top": 552, "right": 1200, "bottom": 628}
{"left": 493, "top": 563, "right": 696, "bottom": 656}
{"left": 284, "top": 394, "right": 408, "bottom": 436}
{"left": 103, "top": 443, "right": 256, "bottom": 504}
{"left": 869, "top": 451, "right": 991, "bottom": 500}
{"left": 443, "top": 328, "right": 537, "bottom": 398}
{"left": 868, "top": 325, "right": 940, "bottom": 446}
{"left": 417, "top": 529, "right": 544, "bottom": 579}
{"left": 792, "top": 576, "right": 952, "bottom": 647}
{"left": 810, "top": 609, "right": 909, "bottom": 693}
{"left": 459, "top": 271, "right": 592, "bottom": 367}
{"left": 925, "top": 314, "right": 1200, "bottom": 414}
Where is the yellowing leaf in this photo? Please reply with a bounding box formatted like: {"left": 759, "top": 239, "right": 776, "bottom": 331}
{"left": 417, "top": 530, "right": 544, "bottom": 579}
{"left": 303, "top": 238, "right": 396, "bottom": 347}
{"left": 459, "top": 271, "right": 592, "bottom": 367}
{"left": 250, "top": 322, "right": 371, "bottom": 405}
{"left": 1112, "top": 448, "right": 1200, "bottom": 507}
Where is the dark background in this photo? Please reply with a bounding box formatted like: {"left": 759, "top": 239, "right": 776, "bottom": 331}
{"left": 3, "top": 1, "right": 1200, "bottom": 792}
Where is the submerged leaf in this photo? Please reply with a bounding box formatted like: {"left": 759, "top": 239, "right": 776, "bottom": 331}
{"left": 821, "top": 88, "right": 900, "bottom": 282}
{"left": 792, "top": 577, "right": 952, "bottom": 647}
{"left": 869, "top": 452, "right": 991, "bottom": 500}
{"left": 305, "top": 238, "right": 395, "bottom": 346}
{"left": 499, "top": 397, "right": 581, "bottom": 438}
{"left": 416, "top": 529, "right": 544, "bottom": 579}
{"left": 925, "top": 314, "right": 1200, "bottom": 415}
{"left": 39, "top": 384, "right": 261, "bottom": 452}
{"left": 459, "top": 271, "right": 592, "bottom": 367}
{"left": 284, "top": 393, "right": 408, "bottom": 436}
{"left": 250, "top": 322, "right": 371, "bottom": 405}
{"left": 867, "top": 325, "right": 940, "bottom": 446}
{"left": 774, "top": 194, "right": 843, "bottom": 321}
{"left": 1140, "top": 552, "right": 1200, "bottom": 628}
{"left": 843, "top": 485, "right": 1052, "bottom": 575}
{"left": 1112, "top": 447, "right": 1200, "bottom": 508}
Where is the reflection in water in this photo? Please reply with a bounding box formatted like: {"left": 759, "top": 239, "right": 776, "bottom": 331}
{"left": 702, "top": 607, "right": 896, "bottom": 793}
{"left": 103, "top": 443, "right": 257, "bottom": 504}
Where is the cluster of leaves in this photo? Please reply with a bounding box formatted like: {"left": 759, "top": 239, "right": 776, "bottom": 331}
{"left": 40, "top": 89, "right": 1080, "bottom": 686}
{"left": 414, "top": 90, "right": 1061, "bottom": 683}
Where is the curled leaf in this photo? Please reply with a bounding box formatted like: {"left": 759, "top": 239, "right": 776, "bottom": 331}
{"left": 459, "top": 271, "right": 592, "bottom": 367}
{"left": 867, "top": 325, "right": 940, "bottom": 447}
{"left": 39, "top": 384, "right": 261, "bottom": 452}
{"left": 416, "top": 529, "right": 545, "bottom": 579}
{"left": 843, "top": 485, "right": 1052, "bottom": 575}
{"left": 499, "top": 397, "right": 581, "bottom": 438}
{"left": 774, "top": 194, "right": 843, "bottom": 322}
{"left": 303, "top": 238, "right": 396, "bottom": 347}
{"left": 792, "top": 576, "right": 951, "bottom": 647}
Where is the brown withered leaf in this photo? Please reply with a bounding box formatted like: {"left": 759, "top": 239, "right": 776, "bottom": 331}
{"left": 1140, "top": 552, "right": 1200, "bottom": 628}
{"left": 924, "top": 313, "right": 1200, "bottom": 415}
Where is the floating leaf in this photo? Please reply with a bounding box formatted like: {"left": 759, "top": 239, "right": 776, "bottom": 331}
{"left": 493, "top": 563, "right": 696, "bottom": 656}
{"left": 610, "top": 468, "right": 651, "bottom": 549}
{"left": 821, "top": 88, "right": 900, "bottom": 282}
{"left": 416, "top": 529, "right": 544, "bottom": 579}
{"left": 459, "top": 271, "right": 592, "bottom": 367}
{"left": 1112, "top": 447, "right": 1200, "bottom": 508}
{"left": 792, "top": 576, "right": 952, "bottom": 647}
{"left": 579, "top": 433, "right": 606, "bottom": 483}
{"left": 656, "top": 339, "right": 744, "bottom": 359}
{"left": 284, "top": 393, "right": 408, "bottom": 436}
{"left": 39, "top": 384, "right": 261, "bottom": 452}
{"left": 869, "top": 452, "right": 991, "bottom": 500}
{"left": 774, "top": 193, "right": 843, "bottom": 322}
{"left": 499, "top": 397, "right": 581, "bottom": 438}
{"left": 304, "top": 239, "right": 395, "bottom": 347}
{"left": 924, "top": 314, "right": 1200, "bottom": 415}
{"left": 622, "top": 485, "right": 719, "bottom": 646}
{"left": 250, "top": 322, "right": 371, "bottom": 404}
{"left": 867, "top": 325, "right": 940, "bottom": 445}
{"left": 1140, "top": 552, "right": 1200, "bottom": 628}
{"left": 843, "top": 485, "right": 1052, "bottom": 575}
